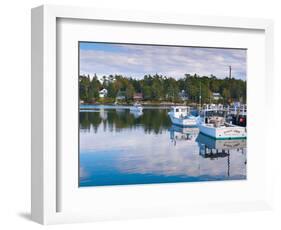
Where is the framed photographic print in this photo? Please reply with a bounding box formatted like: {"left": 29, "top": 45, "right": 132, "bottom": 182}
{"left": 78, "top": 42, "right": 247, "bottom": 187}
{"left": 31, "top": 5, "right": 275, "bottom": 225}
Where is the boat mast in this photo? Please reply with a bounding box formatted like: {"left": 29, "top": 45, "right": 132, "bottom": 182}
{"left": 227, "top": 65, "right": 232, "bottom": 105}
{"left": 199, "top": 81, "right": 202, "bottom": 108}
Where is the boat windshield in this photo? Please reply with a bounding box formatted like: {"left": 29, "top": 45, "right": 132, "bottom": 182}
{"left": 175, "top": 107, "right": 190, "bottom": 113}
{"left": 205, "top": 110, "right": 226, "bottom": 117}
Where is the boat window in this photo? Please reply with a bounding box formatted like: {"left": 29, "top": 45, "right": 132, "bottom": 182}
{"left": 176, "top": 109, "right": 179, "bottom": 112}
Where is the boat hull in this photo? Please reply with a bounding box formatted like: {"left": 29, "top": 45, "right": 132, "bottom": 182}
{"left": 168, "top": 113, "right": 197, "bottom": 127}
{"left": 198, "top": 123, "right": 246, "bottom": 139}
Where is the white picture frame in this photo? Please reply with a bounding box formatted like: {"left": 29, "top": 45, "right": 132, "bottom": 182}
{"left": 31, "top": 5, "right": 275, "bottom": 225}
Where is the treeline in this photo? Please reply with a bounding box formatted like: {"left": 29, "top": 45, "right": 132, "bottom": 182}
{"left": 79, "top": 73, "right": 246, "bottom": 104}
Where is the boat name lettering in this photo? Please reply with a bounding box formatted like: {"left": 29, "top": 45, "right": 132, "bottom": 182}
{"left": 223, "top": 129, "right": 241, "bottom": 134}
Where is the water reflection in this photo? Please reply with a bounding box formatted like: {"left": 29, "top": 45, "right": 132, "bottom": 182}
{"left": 196, "top": 134, "right": 246, "bottom": 156}
{"left": 169, "top": 125, "right": 199, "bottom": 145}
{"left": 80, "top": 107, "right": 171, "bottom": 134}
{"left": 80, "top": 106, "right": 246, "bottom": 187}
{"left": 129, "top": 110, "right": 143, "bottom": 118}
{"left": 196, "top": 134, "right": 247, "bottom": 177}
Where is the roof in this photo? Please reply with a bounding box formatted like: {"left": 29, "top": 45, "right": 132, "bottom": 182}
{"left": 133, "top": 93, "right": 143, "bottom": 98}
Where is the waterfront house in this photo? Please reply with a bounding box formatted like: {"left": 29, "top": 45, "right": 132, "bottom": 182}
{"left": 99, "top": 88, "right": 108, "bottom": 98}
{"left": 178, "top": 90, "right": 188, "bottom": 101}
{"left": 212, "top": 92, "right": 222, "bottom": 100}
{"left": 133, "top": 93, "right": 143, "bottom": 101}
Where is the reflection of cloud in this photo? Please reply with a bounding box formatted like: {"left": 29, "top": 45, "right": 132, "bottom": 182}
{"left": 80, "top": 43, "right": 247, "bottom": 80}
{"left": 80, "top": 126, "right": 246, "bottom": 179}
{"left": 116, "top": 143, "right": 246, "bottom": 178}
{"left": 79, "top": 167, "right": 88, "bottom": 179}
{"left": 117, "top": 147, "right": 200, "bottom": 177}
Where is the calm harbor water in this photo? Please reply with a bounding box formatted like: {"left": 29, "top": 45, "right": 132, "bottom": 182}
{"left": 79, "top": 105, "right": 247, "bottom": 187}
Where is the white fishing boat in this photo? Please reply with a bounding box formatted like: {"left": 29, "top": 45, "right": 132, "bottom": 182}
{"left": 129, "top": 102, "right": 143, "bottom": 112}
{"left": 197, "top": 105, "right": 246, "bottom": 139}
{"left": 168, "top": 106, "right": 198, "bottom": 127}
{"left": 226, "top": 104, "right": 247, "bottom": 127}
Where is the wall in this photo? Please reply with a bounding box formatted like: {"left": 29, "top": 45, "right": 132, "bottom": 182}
{"left": 0, "top": 0, "right": 280, "bottom": 229}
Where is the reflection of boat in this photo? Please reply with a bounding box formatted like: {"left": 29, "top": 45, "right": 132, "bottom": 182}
{"left": 169, "top": 125, "right": 199, "bottom": 143}
{"left": 196, "top": 133, "right": 246, "bottom": 150}
{"left": 196, "top": 133, "right": 246, "bottom": 158}
{"left": 130, "top": 103, "right": 143, "bottom": 112}
{"left": 168, "top": 106, "right": 198, "bottom": 127}
{"left": 197, "top": 105, "right": 246, "bottom": 139}
{"left": 129, "top": 110, "right": 143, "bottom": 118}
{"left": 196, "top": 133, "right": 247, "bottom": 177}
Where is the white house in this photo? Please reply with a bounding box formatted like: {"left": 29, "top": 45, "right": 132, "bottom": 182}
{"left": 178, "top": 90, "right": 188, "bottom": 101}
{"left": 212, "top": 92, "right": 222, "bottom": 100}
{"left": 99, "top": 88, "right": 108, "bottom": 98}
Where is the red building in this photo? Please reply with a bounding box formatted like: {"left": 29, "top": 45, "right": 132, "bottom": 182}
{"left": 133, "top": 93, "right": 143, "bottom": 101}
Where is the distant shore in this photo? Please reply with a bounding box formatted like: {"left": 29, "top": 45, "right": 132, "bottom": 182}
{"left": 80, "top": 101, "right": 199, "bottom": 107}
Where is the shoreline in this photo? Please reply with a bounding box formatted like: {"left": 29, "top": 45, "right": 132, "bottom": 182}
{"left": 80, "top": 101, "right": 199, "bottom": 107}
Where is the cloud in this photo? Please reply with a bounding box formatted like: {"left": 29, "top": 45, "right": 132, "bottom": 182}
{"left": 80, "top": 43, "right": 247, "bottom": 80}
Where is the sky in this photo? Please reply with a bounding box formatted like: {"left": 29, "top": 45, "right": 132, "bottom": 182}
{"left": 79, "top": 42, "right": 247, "bottom": 80}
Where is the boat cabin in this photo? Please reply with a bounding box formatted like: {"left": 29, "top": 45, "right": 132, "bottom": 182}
{"left": 170, "top": 106, "right": 191, "bottom": 118}
{"left": 199, "top": 106, "right": 228, "bottom": 127}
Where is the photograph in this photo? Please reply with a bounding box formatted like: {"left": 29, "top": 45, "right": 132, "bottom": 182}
{"left": 78, "top": 42, "right": 247, "bottom": 187}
